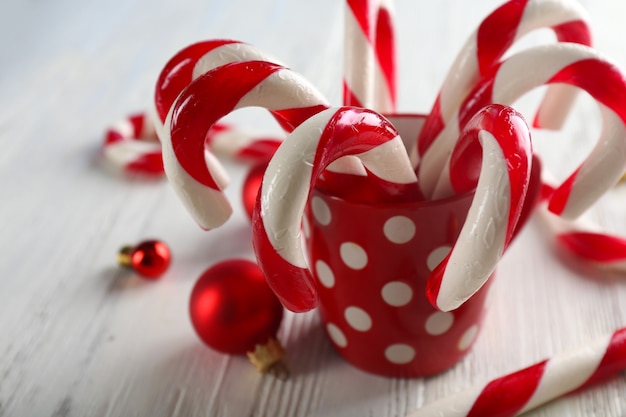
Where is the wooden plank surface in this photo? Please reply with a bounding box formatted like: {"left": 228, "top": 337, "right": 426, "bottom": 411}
{"left": 1, "top": 0, "right": 625, "bottom": 416}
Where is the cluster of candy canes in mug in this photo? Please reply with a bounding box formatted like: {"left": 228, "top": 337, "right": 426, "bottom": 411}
{"left": 103, "top": 0, "right": 626, "bottom": 415}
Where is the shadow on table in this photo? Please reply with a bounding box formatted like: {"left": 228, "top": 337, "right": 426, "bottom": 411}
{"left": 119, "top": 310, "right": 401, "bottom": 417}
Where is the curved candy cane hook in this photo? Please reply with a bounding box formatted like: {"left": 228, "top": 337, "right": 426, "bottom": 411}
{"left": 102, "top": 112, "right": 163, "bottom": 175}
{"left": 420, "top": 43, "right": 626, "bottom": 222}
{"left": 414, "top": 0, "right": 591, "bottom": 164}
{"left": 161, "top": 60, "right": 329, "bottom": 230}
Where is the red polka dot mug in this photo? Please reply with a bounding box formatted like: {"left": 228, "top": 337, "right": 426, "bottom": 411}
{"left": 305, "top": 171, "right": 489, "bottom": 377}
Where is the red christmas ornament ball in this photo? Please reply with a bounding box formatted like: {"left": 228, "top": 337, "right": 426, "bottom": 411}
{"left": 119, "top": 239, "right": 171, "bottom": 279}
{"left": 189, "top": 259, "right": 284, "bottom": 354}
{"left": 242, "top": 162, "right": 267, "bottom": 221}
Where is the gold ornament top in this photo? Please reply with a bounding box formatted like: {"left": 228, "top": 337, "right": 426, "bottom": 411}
{"left": 247, "top": 337, "right": 289, "bottom": 379}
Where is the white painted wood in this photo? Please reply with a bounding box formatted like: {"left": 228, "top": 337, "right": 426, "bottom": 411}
{"left": 0, "top": 0, "right": 625, "bottom": 416}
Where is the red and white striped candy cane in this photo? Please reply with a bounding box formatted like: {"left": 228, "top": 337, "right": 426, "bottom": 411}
{"left": 102, "top": 112, "right": 163, "bottom": 175}
{"left": 251, "top": 106, "right": 418, "bottom": 312}
{"left": 344, "top": 0, "right": 396, "bottom": 113}
{"left": 420, "top": 43, "right": 626, "bottom": 221}
{"left": 425, "top": 105, "right": 532, "bottom": 312}
{"left": 540, "top": 181, "right": 626, "bottom": 272}
{"left": 155, "top": 39, "right": 283, "bottom": 127}
{"left": 413, "top": 0, "right": 591, "bottom": 165}
{"left": 155, "top": 39, "right": 291, "bottom": 160}
{"left": 407, "top": 326, "right": 626, "bottom": 417}
{"left": 161, "top": 60, "right": 330, "bottom": 230}
{"left": 155, "top": 39, "right": 369, "bottom": 172}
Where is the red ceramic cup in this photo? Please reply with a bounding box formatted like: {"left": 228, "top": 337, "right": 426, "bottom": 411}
{"left": 304, "top": 115, "right": 492, "bottom": 377}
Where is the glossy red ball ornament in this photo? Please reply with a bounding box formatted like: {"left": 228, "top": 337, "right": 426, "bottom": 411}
{"left": 242, "top": 162, "right": 267, "bottom": 221}
{"left": 189, "top": 259, "right": 284, "bottom": 355}
{"left": 118, "top": 239, "right": 171, "bottom": 279}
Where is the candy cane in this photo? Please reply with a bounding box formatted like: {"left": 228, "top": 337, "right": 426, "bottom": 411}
{"left": 251, "top": 106, "right": 418, "bottom": 312}
{"left": 155, "top": 39, "right": 283, "bottom": 127}
{"left": 155, "top": 39, "right": 367, "bottom": 178}
{"left": 102, "top": 112, "right": 163, "bottom": 175}
{"left": 420, "top": 43, "right": 626, "bottom": 222}
{"left": 343, "top": 0, "right": 396, "bottom": 113}
{"left": 539, "top": 182, "right": 626, "bottom": 272}
{"left": 413, "top": 0, "right": 591, "bottom": 165}
{"left": 161, "top": 60, "right": 330, "bottom": 230}
{"left": 407, "top": 327, "right": 626, "bottom": 417}
{"left": 425, "top": 105, "right": 532, "bottom": 312}
{"left": 206, "top": 123, "right": 281, "bottom": 162}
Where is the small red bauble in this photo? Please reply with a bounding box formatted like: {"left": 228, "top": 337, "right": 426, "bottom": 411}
{"left": 189, "top": 259, "right": 284, "bottom": 355}
{"left": 242, "top": 162, "right": 267, "bottom": 221}
{"left": 118, "top": 239, "right": 171, "bottom": 279}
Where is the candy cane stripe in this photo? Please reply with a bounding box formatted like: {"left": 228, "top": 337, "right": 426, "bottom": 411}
{"left": 559, "top": 232, "right": 626, "bottom": 264}
{"left": 579, "top": 327, "right": 626, "bottom": 388}
{"left": 407, "top": 328, "right": 626, "bottom": 417}
{"left": 191, "top": 42, "right": 283, "bottom": 81}
{"left": 374, "top": 0, "right": 396, "bottom": 107}
{"left": 344, "top": 0, "right": 396, "bottom": 112}
{"left": 520, "top": 336, "right": 608, "bottom": 413}
{"left": 102, "top": 112, "right": 163, "bottom": 175}
{"left": 467, "top": 362, "right": 547, "bottom": 417}
{"left": 475, "top": 0, "right": 526, "bottom": 75}
{"left": 344, "top": 0, "right": 375, "bottom": 108}
{"left": 346, "top": 0, "right": 371, "bottom": 34}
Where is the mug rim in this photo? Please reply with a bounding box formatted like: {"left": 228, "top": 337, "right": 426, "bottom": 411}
{"left": 312, "top": 184, "right": 475, "bottom": 211}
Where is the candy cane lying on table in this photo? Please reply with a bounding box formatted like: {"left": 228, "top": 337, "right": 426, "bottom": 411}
{"left": 344, "top": 0, "right": 396, "bottom": 113}
{"left": 161, "top": 60, "right": 331, "bottom": 230}
{"left": 102, "top": 112, "right": 163, "bottom": 175}
{"left": 251, "top": 106, "right": 418, "bottom": 312}
{"left": 407, "top": 327, "right": 626, "bottom": 417}
{"left": 539, "top": 182, "right": 626, "bottom": 272}
{"left": 413, "top": 0, "right": 591, "bottom": 165}
{"left": 425, "top": 105, "right": 532, "bottom": 312}
{"left": 103, "top": 111, "right": 283, "bottom": 176}
{"left": 420, "top": 43, "right": 626, "bottom": 222}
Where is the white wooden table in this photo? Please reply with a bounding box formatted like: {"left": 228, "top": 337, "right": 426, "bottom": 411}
{"left": 1, "top": 0, "right": 625, "bottom": 416}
